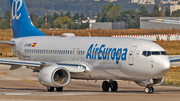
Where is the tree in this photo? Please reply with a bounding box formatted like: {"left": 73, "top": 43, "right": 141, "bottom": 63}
{"left": 165, "top": 8, "right": 170, "bottom": 17}
{"left": 60, "top": 11, "right": 64, "bottom": 17}
{"left": 101, "top": 5, "right": 108, "bottom": 22}
{"left": 96, "top": 12, "right": 101, "bottom": 22}
{"left": 4, "top": 10, "right": 10, "bottom": 20}
{"left": 30, "top": 14, "right": 39, "bottom": 27}
{"left": 116, "top": 9, "right": 140, "bottom": 28}
{"left": 150, "top": 11, "right": 161, "bottom": 17}
{"left": 53, "top": 12, "right": 59, "bottom": 20}
{"left": 172, "top": 9, "right": 180, "bottom": 17}
{"left": 153, "top": 4, "right": 159, "bottom": 11}
{"left": 107, "top": 4, "right": 122, "bottom": 22}
{"left": 73, "top": 13, "right": 86, "bottom": 21}
{"left": 54, "top": 16, "right": 74, "bottom": 28}
{"left": 140, "top": 5, "right": 149, "bottom": 16}
{"left": 150, "top": 4, "right": 161, "bottom": 17}
{"left": 80, "top": 22, "right": 89, "bottom": 29}
{"left": 65, "top": 11, "right": 71, "bottom": 19}
{"left": 0, "top": 10, "right": 10, "bottom": 29}
{"left": 100, "top": 3, "right": 114, "bottom": 22}
{"left": 140, "top": 5, "right": 148, "bottom": 13}
{"left": 106, "top": 3, "right": 113, "bottom": 11}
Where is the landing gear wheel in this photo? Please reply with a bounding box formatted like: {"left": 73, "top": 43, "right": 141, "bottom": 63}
{"left": 47, "top": 87, "right": 54, "bottom": 92}
{"left": 102, "top": 81, "right": 109, "bottom": 92}
{"left": 144, "top": 86, "right": 154, "bottom": 94}
{"left": 149, "top": 87, "right": 154, "bottom": 93}
{"left": 56, "top": 87, "right": 63, "bottom": 92}
{"left": 111, "top": 81, "right": 118, "bottom": 92}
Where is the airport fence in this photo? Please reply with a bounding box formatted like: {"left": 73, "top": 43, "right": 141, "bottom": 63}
{"left": 112, "top": 34, "right": 180, "bottom": 41}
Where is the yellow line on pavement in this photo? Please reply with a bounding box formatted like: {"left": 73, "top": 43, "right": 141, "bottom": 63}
{"left": 0, "top": 71, "right": 40, "bottom": 84}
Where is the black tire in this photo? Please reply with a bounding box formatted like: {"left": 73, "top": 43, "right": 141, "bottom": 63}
{"left": 102, "top": 81, "right": 109, "bottom": 92}
{"left": 144, "top": 86, "right": 154, "bottom": 94}
{"left": 144, "top": 87, "right": 150, "bottom": 93}
{"left": 111, "top": 81, "right": 118, "bottom": 92}
{"left": 47, "top": 87, "right": 54, "bottom": 92}
{"left": 56, "top": 87, "right": 63, "bottom": 92}
{"left": 149, "top": 87, "right": 154, "bottom": 93}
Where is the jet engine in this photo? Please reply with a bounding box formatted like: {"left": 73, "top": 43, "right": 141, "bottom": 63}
{"left": 38, "top": 65, "right": 71, "bottom": 87}
{"left": 135, "top": 77, "right": 164, "bottom": 87}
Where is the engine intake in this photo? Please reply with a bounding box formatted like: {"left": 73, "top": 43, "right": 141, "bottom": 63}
{"left": 38, "top": 66, "right": 71, "bottom": 87}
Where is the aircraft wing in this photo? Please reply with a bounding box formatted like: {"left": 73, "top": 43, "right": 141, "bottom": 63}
{"left": 0, "top": 59, "right": 86, "bottom": 73}
{"left": 169, "top": 56, "right": 180, "bottom": 62}
{"left": 0, "top": 59, "right": 43, "bottom": 67}
{"left": 0, "top": 41, "right": 15, "bottom": 46}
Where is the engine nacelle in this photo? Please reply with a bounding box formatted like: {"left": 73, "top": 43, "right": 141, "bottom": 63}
{"left": 38, "top": 65, "right": 71, "bottom": 87}
{"left": 135, "top": 77, "right": 164, "bottom": 87}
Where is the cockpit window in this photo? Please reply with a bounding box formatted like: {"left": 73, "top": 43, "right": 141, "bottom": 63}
{"left": 142, "top": 51, "right": 151, "bottom": 57}
{"left": 142, "top": 51, "right": 167, "bottom": 57}
{"left": 151, "top": 51, "right": 161, "bottom": 55}
{"left": 142, "top": 51, "right": 146, "bottom": 56}
{"left": 147, "top": 51, "right": 151, "bottom": 56}
{"left": 161, "top": 51, "right": 167, "bottom": 55}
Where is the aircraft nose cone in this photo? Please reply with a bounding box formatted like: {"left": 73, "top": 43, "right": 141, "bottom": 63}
{"left": 155, "top": 56, "right": 170, "bottom": 78}
{"left": 161, "top": 57, "right": 170, "bottom": 70}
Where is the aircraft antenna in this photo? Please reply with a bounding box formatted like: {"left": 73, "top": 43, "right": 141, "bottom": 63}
{"left": 89, "top": 32, "right": 91, "bottom": 37}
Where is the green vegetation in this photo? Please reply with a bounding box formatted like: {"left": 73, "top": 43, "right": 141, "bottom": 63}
{"left": 0, "top": 10, "right": 89, "bottom": 29}
{"left": 1, "top": 1, "right": 180, "bottom": 29}
{"left": 96, "top": 4, "right": 177, "bottom": 28}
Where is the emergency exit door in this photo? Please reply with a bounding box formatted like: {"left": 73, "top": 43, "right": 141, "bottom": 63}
{"left": 128, "top": 46, "right": 137, "bottom": 65}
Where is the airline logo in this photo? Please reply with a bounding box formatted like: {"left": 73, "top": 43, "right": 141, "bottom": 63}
{"left": 32, "top": 43, "right": 37, "bottom": 47}
{"left": 12, "top": 0, "right": 22, "bottom": 20}
{"left": 86, "top": 44, "right": 128, "bottom": 64}
{"left": 24, "top": 43, "right": 37, "bottom": 47}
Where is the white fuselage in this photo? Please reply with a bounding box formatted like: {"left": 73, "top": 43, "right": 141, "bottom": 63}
{"left": 10, "top": 36, "right": 170, "bottom": 81}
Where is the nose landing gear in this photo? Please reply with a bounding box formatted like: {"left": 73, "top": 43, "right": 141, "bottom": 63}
{"left": 144, "top": 85, "right": 154, "bottom": 94}
{"left": 102, "top": 80, "right": 118, "bottom": 92}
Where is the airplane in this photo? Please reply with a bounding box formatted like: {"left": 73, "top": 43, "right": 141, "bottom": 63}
{"left": 0, "top": 0, "right": 179, "bottom": 94}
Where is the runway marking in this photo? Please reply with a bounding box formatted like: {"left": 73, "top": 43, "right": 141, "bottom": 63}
{"left": 0, "top": 71, "right": 40, "bottom": 84}
{"left": 0, "top": 92, "right": 98, "bottom": 96}
{"left": 0, "top": 99, "right": 59, "bottom": 101}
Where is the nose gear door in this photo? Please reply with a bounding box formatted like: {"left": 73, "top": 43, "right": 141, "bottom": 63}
{"left": 128, "top": 46, "right": 137, "bottom": 65}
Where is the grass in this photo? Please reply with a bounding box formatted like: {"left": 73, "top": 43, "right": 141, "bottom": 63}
{"left": 164, "top": 67, "right": 180, "bottom": 85}
{"left": 155, "top": 41, "right": 180, "bottom": 55}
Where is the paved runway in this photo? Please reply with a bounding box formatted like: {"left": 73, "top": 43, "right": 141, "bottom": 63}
{"left": 0, "top": 58, "right": 180, "bottom": 101}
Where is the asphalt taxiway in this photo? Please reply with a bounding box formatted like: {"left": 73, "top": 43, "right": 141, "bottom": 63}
{"left": 0, "top": 59, "right": 180, "bottom": 101}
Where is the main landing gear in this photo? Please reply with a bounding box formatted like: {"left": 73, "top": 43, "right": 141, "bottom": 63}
{"left": 102, "top": 80, "right": 118, "bottom": 92}
{"left": 47, "top": 87, "right": 63, "bottom": 92}
{"left": 144, "top": 85, "right": 154, "bottom": 94}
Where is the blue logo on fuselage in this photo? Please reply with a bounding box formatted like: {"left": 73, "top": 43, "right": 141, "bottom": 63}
{"left": 86, "top": 44, "right": 128, "bottom": 64}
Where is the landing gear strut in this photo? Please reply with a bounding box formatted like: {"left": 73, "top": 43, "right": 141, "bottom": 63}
{"left": 47, "top": 87, "right": 63, "bottom": 92}
{"left": 144, "top": 86, "right": 154, "bottom": 94}
{"left": 102, "top": 80, "right": 118, "bottom": 92}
